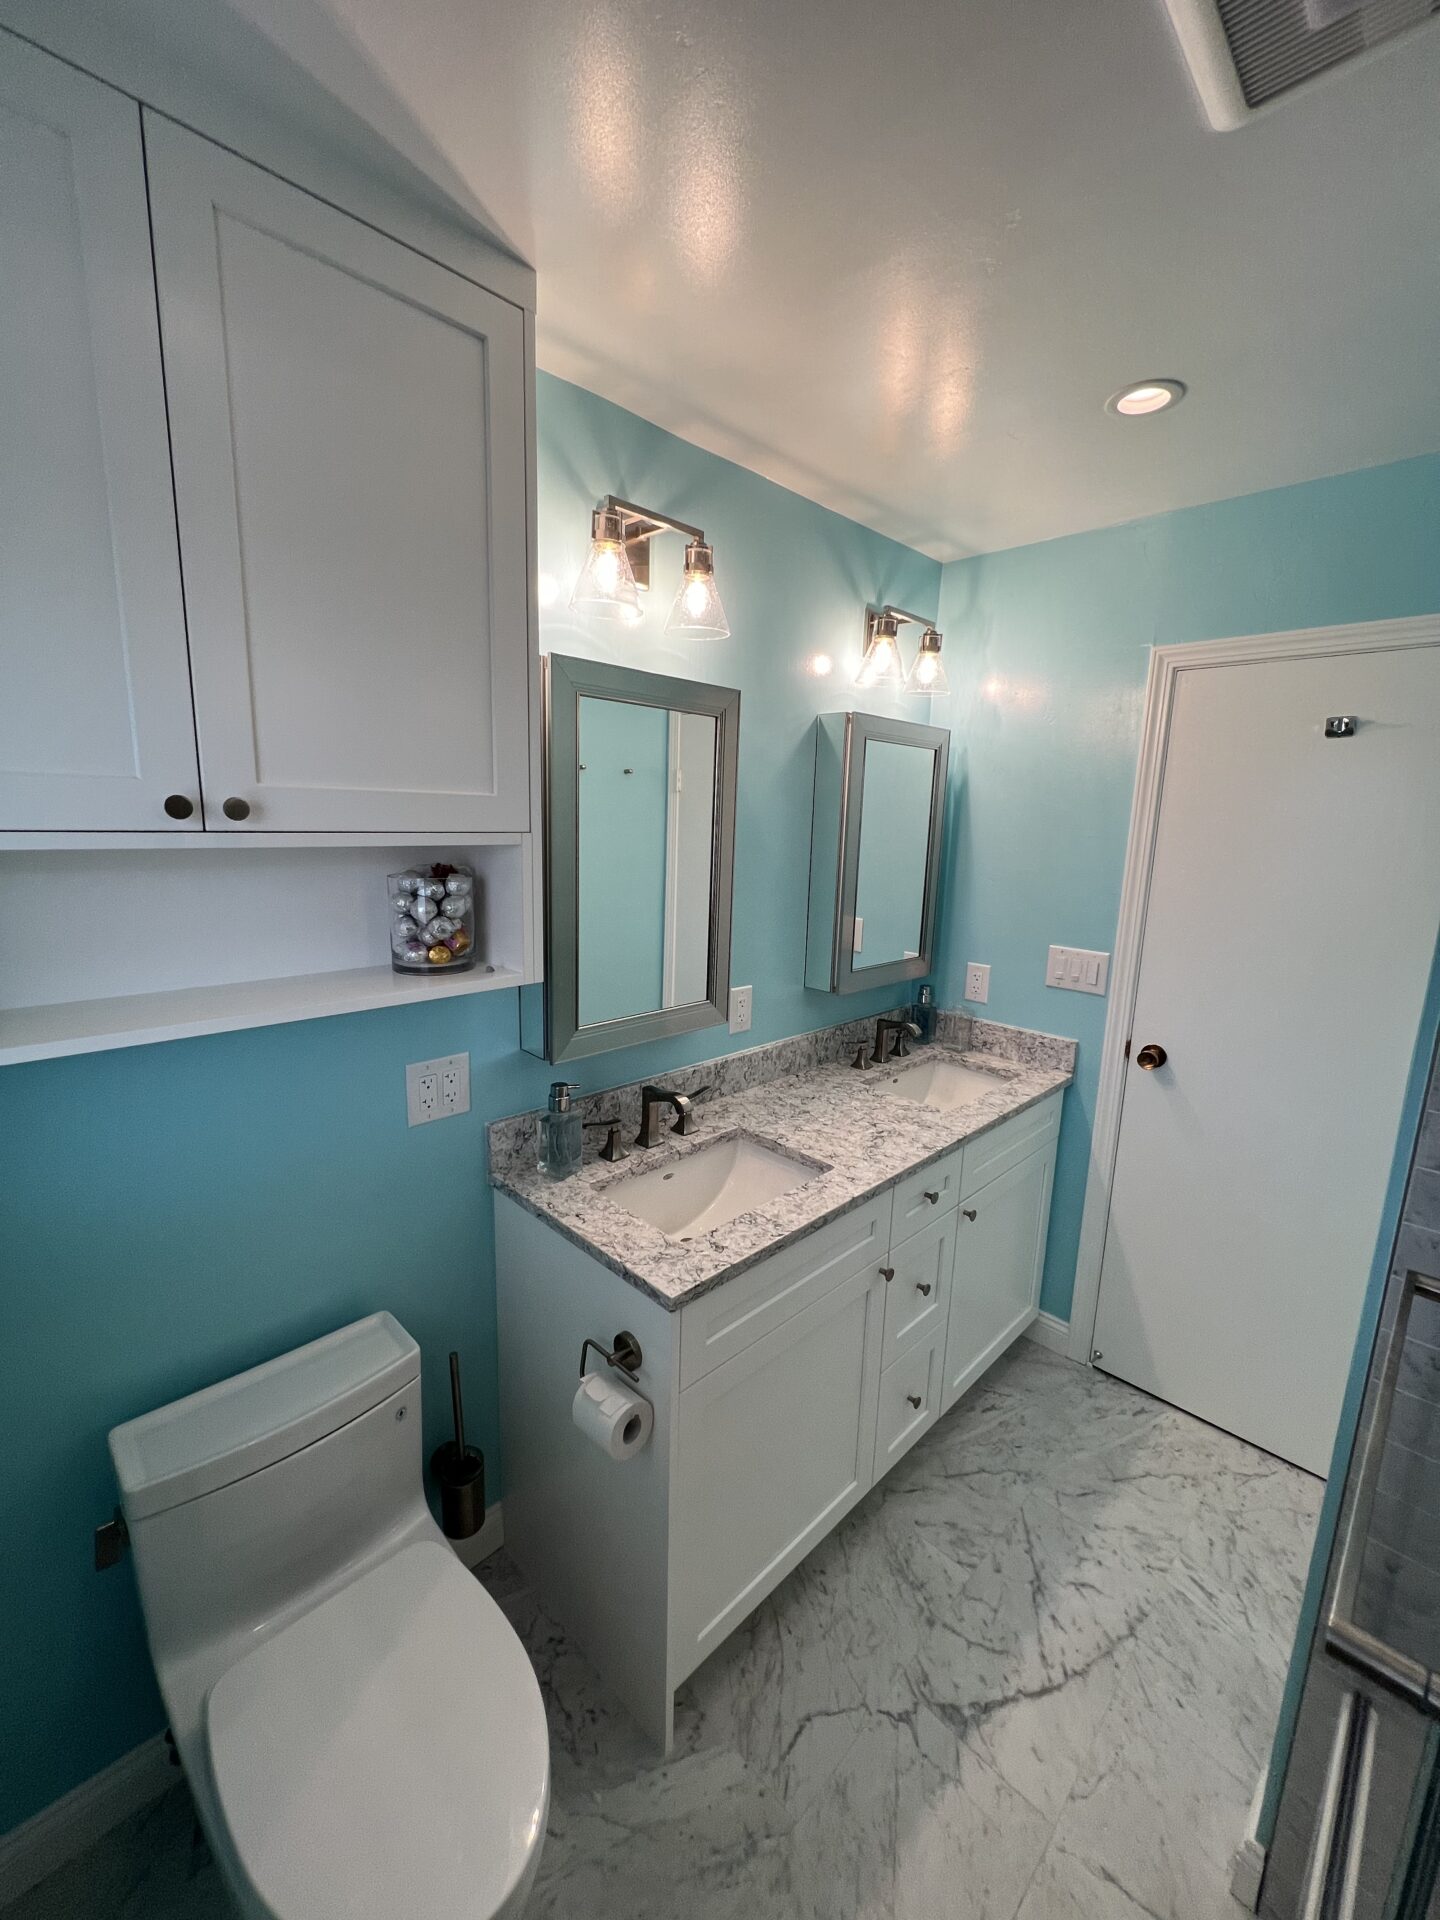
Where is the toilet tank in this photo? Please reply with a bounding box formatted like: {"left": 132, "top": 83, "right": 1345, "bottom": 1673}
{"left": 111, "top": 1314, "right": 428, "bottom": 1670}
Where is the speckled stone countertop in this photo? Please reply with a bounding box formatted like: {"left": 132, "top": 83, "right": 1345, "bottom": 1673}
{"left": 490, "top": 1033, "right": 1072, "bottom": 1311}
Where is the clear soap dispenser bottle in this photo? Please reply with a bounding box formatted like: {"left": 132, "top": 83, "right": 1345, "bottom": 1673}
{"left": 538, "top": 1081, "right": 582, "bottom": 1179}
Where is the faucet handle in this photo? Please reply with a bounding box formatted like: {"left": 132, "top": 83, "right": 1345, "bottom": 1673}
{"left": 584, "top": 1120, "right": 627, "bottom": 1162}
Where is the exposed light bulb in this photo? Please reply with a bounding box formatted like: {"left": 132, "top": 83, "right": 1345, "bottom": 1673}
{"left": 593, "top": 546, "right": 623, "bottom": 596}
{"left": 571, "top": 506, "right": 640, "bottom": 618}
{"left": 682, "top": 576, "right": 712, "bottom": 620}
{"left": 854, "top": 613, "right": 904, "bottom": 690}
{"left": 903, "top": 626, "right": 950, "bottom": 696}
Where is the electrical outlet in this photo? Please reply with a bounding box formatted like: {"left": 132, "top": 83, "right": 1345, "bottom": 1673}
{"left": 407, "top": 1053, "right": 470, "bottom": 1126}
{"left": 965, "top": 962, "right": 990, "bottom": 1004}
{"left": 728, "top": 984, "right": 753, "bottom": 1034}
{"left": 1046, "top": 946, "right": 1110, "bottom": 995}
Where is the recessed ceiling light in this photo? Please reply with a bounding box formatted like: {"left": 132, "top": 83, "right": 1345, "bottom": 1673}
{"left": 1107, "top": 379, "right": 1186, "bottom": 417}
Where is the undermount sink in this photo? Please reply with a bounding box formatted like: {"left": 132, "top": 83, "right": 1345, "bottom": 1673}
{"left": 608, "top": 1134, "right": 819, "bottom": 1242}
{"left": 879, "top": 1057, "right": 1017, "bottom": 1112}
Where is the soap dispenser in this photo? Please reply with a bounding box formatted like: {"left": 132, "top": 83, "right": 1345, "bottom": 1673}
{"left": 912, "top": 983, "right": 936, "bottom": 1043}
{"left": 538, "top": 1081, "right": 583, "bottom": 1179}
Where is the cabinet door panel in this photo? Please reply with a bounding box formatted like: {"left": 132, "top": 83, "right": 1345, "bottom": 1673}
{"left": 0, "top": 40, "right": 197, "bottom": 831}
{"left": 671, "top": 1265, "right": 884, "bottom": 1679}
{"left": 943, "top": 1146, "right": 1054, "bottom": 1413}
{"left": 145, "top": 115, "right": 530, "bottom": 834}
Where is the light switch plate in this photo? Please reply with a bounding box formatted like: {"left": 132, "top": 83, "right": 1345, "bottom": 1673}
{"left": 1046, "top": 946, "right": 1110, "bottom": 996}
{"left": 728, "top": 984, "right": 753, "bottom": 1033}
{"left": 964, "top": 962, "right": 990, "bottom": 1004}
{"left": 406, "top": 1052, "right": 470, "bottom": 1126}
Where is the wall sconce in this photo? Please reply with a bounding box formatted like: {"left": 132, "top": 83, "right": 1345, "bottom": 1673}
{"left": 854, "top": 605, "right": 948, "bottom": 694}
{"left": 572, "top": 495, "right": 730, "bottom": 637}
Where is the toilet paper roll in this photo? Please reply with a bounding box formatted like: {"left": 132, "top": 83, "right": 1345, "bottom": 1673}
{"left": 572, "top": 1369, "right": 653, "bottom": 1460}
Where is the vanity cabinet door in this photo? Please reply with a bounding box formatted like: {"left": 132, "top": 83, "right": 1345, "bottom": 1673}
{"left": 145, "top": 116, "right": 532, "bottom": 834}
{"left": 671, "top": 1263, "right": 885, "bottom": 1680}
{"left": 0, "top": 39, "right": 198, "bottom": 832}
{"left": 942, "top": 1144, "right": 1055, "bottom": 1414}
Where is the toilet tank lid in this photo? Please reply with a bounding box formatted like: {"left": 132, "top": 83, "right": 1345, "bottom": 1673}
{"left": 109, "top": 1313, "right": 420, "bottom": 1520}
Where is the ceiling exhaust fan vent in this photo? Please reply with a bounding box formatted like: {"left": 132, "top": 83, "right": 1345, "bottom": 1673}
{"left": 1164, "top": 0, "right": 1440, "bottom": 125}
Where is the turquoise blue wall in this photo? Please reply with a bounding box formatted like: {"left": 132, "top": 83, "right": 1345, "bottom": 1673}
{"left": 934, "top": 451, "right": 1440, "bottom": 1321}
{"left": 0, "top": 370, "right": 939, "bottom": 1836}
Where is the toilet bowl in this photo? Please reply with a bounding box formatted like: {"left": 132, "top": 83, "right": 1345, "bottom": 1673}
{"left": 109, "top": 1313, "right": 548, "bottom": 1920}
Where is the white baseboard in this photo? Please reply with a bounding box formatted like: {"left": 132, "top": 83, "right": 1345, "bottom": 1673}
{"left": 0, "top": 1733, "right": 174, "bottom": 1907}
{"left": 0, "top": 1503, "right": 507, "bottom": 1903}
{"left": 1230, "top": 1773, "right": 1267, "bottom": 1912}
{"left": 1023, "top": 1310, "right": 1071, "bottom": 1354}
{"left": 449, "top": 1498, "right": 505, "bottom": 1570}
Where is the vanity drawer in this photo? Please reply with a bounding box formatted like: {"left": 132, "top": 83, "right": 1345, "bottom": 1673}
{"left": 874, "top": 1334, "right": 942, "bottom": 1475}
{"left": 881, "top": 1208, "right": 953, "bottom": 1361}
{"left": 890, "top": 1148, "right": 962, "bottom": 1244}
{"left": 679, "top": 1193, "right": 893, "bottom": 1389}
{"left": 960, "top": 1092, "right": 1061, "bottom": 1200}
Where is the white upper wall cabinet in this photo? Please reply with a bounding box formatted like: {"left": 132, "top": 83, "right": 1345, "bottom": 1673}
{"left": 0, "top": 39, "right": 199, "bottom": 831}
{"left": 145, "top": 116, "right": 532, "bottom": 835}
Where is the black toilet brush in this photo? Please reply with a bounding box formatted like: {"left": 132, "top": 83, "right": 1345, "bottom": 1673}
{"left": 430, "top": 1350, "right": 485, "bottom": 1539}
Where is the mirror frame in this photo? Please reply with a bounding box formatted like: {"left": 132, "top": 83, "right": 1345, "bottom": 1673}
{"left": 806, "top": 709, "right": 950, "bottom": 995}
{"left": 535, "top": 652, "right": 740, "bottom": 1062}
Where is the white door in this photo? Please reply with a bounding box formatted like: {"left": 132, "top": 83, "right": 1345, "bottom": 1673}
{"left": 0, "top": 38, "right": 199, "bottom": 831}
{"left": 144, "top": 116, "right": 531, "bottom": 834}
{"left": 1093, "top": 638, "right": 1440, "bottom": 1473}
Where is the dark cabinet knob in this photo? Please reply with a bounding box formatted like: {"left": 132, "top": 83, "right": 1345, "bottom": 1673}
{"left": 906, "top": 1393, "right": 922, "bottom": 1409}
{"left": 879, "top": 1266, "right": 895, "bottom": 1283}
{"left": 163, "top": 794, "right": 194, "bottom": 820}
{"left": 961, "top": 1207, "right": 977, "bottom": 1222}
{"left": 222, "top": 796, "right": 251, "bottom": 821}
{"left": 1135, "top": 1043, "right": 1168, "bottom": 1071}
{"left": 916, "top": 1281, "right": 932, "bottom": 1296}
{"left": 922, "top": 1190, "right": 940, "bottom": 1205}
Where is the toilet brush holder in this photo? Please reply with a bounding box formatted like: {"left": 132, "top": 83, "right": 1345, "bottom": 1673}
{"left": 430, "top": 1350, "right": 485, "bottom": 1540}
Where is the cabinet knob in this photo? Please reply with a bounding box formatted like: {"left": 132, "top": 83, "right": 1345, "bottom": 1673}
{"left": 879, "top": 1266, "right": 895, "bottom": 1283}
{"left": 922, "top": 1190, "right": 940, "bottom": 1205}
{"left": 906, "top": 1393, "right": 923, "bottom": 1409}
{"left": 222, "top": 796, "right": 251, "bottom": 821}
{"left": 917, "top": 1281, "right": 933, "bottom": 1296}
{"left": 1135, "top": 1043, "right": 1167, "bottom": 1071}
{"left": 163, "top": 794, "right": 194, "bottom": 820}
{"left": 961, "top": 1207, "right": 977, "bottom": 1222}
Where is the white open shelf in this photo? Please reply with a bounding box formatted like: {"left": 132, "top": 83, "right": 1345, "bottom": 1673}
{"left": 0, "top": 840, "right": 538, "bottom": 1065}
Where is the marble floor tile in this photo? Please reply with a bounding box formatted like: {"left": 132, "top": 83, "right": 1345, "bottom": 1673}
{"left": 4, "top": 1344, "right": 1322, "bottom": 1920}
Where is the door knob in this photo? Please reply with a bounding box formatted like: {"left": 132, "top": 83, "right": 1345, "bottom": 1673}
{"left": 222, "top": 796, "right": 251, "bottom": 821}
{"left": 906, "top": 1393, "right": 922, "bottom": 1409}
{"left": 916, "top": 1281, "right": 932, "bottom": 1296}
{"left": 1135, "top": 1043, "right": 1168, "bottom": 1071}
{"left": 163, "top": 794, "right": 194, "bottom": 820}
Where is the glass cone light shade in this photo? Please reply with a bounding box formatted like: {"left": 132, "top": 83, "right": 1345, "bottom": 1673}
{"left": 903, "top": 627, "right": 950, "bottom": 696}
{"left": 854, "top": 613, "right": 904, "bottom": 690}
{"left": 666, "top": 539, "right": 730, "bottom": 637}
{"left": 571, "top": 507, "right": 640, "bottom": 617}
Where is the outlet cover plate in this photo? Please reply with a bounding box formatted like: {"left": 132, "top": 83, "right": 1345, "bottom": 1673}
{"left": 407, "top": 1052, "right": 470, "bottom": 1126}
{"left": 964, "top": 962, "right": 990, "bottom": 1004}
{"left": 728, "top": 984, "right": 753, "bottom": 1033}
{"left": 1046, "top": 946, "right": 1110, "bottom": 996}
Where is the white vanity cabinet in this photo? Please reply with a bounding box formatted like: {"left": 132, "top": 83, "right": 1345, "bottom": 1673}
{"left": 0, "top": 42, "right": 198, "bottom": 832}
{"left": 0, "top": 33, "right": 534, "bottom": 840}
{"left": 494, "top": 1088, "right": 1062, "bottom": 1751}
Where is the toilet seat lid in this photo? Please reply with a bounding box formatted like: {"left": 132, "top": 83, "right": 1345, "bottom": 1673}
{"left": 207, "top": 1542, "right": 548, "bottom": 1920}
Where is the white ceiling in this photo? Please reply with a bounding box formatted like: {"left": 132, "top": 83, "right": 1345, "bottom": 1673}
{"left": 36, "top": 0, "right": 1440, "bottom": 558}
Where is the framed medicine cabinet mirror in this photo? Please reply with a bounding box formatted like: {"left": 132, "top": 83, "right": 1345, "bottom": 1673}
{"left": 523, "top": 654, "right": 740, "bottom": 1062}
{"left": 805, "top": 710, "right": 950, "bottom": 995}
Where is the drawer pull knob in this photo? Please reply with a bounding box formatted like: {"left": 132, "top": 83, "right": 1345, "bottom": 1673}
{"left": 163, "top": 793, "right": 194, "bottom": 820}
{"left": 916, "top": 1281, "right": 932, "bottom": 1296}
{"left": 879, "top": 1266, "right": 895, "bottom": 1283}
{"left": 961, "top": 1207, "right": 977, "bottom": 1222}
{"left": 922, "top": 1190, "right": 940, "bottom": 1205}
{"left": 906, "top": 1393, "right": 923, "bottom": 1409}
{"left": 222, "top": 796, "right": 251, "bottom": 821}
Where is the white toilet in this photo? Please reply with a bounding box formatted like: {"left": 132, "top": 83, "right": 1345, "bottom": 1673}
{"left": 109, "top": 1312, "right": 549, "bottom": 1920}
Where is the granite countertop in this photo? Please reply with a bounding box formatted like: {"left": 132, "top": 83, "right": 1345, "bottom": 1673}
{"left": 491, "top": 1041, "right": 1072, "bottom": 1311}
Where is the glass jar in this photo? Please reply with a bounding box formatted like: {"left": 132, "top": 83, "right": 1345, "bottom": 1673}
{"left": 388, "top": 864, "right": 478, "bottom": 974}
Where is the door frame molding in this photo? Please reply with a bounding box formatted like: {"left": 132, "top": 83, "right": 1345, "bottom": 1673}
{"left": 1068, "top": 612, "right": 1440, "bottom": 1366}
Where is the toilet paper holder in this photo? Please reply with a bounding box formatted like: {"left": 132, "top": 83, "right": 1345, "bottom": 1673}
{"left": 579, "top": 1330, "right": 644, "bottom": 1384}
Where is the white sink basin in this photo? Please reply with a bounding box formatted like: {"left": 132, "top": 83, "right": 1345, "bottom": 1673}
{"left": 608, "top": 1134, "right": 818, "bottom": 1242}
{"left": 880, "top": 1057, "right": 1016, "bottom": 1112}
